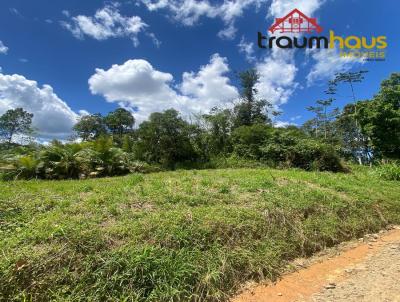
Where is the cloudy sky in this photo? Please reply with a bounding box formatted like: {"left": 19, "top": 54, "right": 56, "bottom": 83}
{"left": 0, "top": 0, "right": 398, "bottom": 139}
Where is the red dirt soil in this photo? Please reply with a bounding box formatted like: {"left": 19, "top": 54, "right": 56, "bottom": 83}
{"left": 232, "top": 227, "right": 400, "bottom": 302}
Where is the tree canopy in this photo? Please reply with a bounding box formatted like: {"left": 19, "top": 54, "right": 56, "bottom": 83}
{"left": 104, "top": 108, "right": 135, "bottom": 138}
{"left": 0, "top": 108, "right": 34, "bottom": 144}
{"left": 357, "top": 73, "right": 400, "bottom": 159}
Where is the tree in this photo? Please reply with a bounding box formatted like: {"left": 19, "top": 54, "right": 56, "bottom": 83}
{"left": 305, "top": 105, "right": 323, "bottom": 138}
{"left": 381, "top": 72, "right": 400, "bottom": 89}
{"left": 356, "top": 73, "right": 400, "bottom": 159}
{"left": 0, "top": 108, "right": 34, "bottom": 144}
{"left": 335, "top": 104, "right": 370, "bottom": 162}
{"left": 104, "top": 108, "right": 135, "bottom": 138}
{"left": 328, "top": 71, "right": 369, "bottom": 164}
{"left": 135, "top": 109, "right": 198, "bottom": 167}
{"left": 202, "top": 107, "right": 233, "bottom": 155}
{"left": 233, "top": 69, "right": 271, "bottom": 128}
{"left": 231, "top": 124, "right": 272, "bottom": 159}
{"left": 305, "top": 99, "right": 339, "bottom": 140}
{"left": 329, "top": 71, "right": 368, "bottom": 105}
{"left": 73, "top": 114, "right": 107, "bottom": 141}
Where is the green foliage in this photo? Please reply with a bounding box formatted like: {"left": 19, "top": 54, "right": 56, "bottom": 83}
{"left": 1, "top": 168, "right": 400, "bottom": 301}
{"left": 0, "top": 108, "right": 34, "bottom": 144}
{"left": 8, "top": 155, "right": 39, "bottom": 180}
{"left": 375, "top": 163, "right": 400, "bottom": 181}
{"left": 1, "top": 138, "right": 146, "bottom": 180}
{"left": 357, "top": 73, "right": 400, "bottom": 159}
{"left": 202, "top": 108, "right": 233, "bottom": 155}
{"left": 233, "top": 69, "right": 271, "bottom": 128}
{"left": 73, "top": 113, "right": 107, "bottom": 141}
{"left": 335, "top": 104, "right": 369, "bottom": 161}
{"left": 231, "top": 124, "right": 272, "bottom": 159}
{"left": 135, "top": 109, "right": 199, "bottom": 168}
{"left": 305, "top": 99, "right": 340, "bottom": 141}
{"left": 104, "top": 108, "right": 135, "bottom": 138}
{"left": 260, "top": 129, "right": 346, "bottom": 172}
{"left": 73, "top": 109, "right": 135, "bottom": 145}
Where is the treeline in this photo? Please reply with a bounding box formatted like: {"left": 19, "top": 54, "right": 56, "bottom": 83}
{"left": 0, "top": 70, "right": 399, "bottom": 180}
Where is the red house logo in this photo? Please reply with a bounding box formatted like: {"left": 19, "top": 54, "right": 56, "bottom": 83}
{"left": 269, "top": 9, "right": 323, "bottom": 34}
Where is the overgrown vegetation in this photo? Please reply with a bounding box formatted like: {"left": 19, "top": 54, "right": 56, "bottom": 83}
{"left": 2, "top": 71, "right": 399, "bottom": 180}
{"left": 374, "top": 163, "right": 400, "bottom": 181}
{"left": 1, "top": 168, "right": 399, "bottom": 301}
{"left": 0, "top": 69, "right": 399, "bottom": 301}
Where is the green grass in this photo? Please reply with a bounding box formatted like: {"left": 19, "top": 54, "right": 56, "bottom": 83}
{"left": 1, "top": 167, "right": 400, "bottom": 301}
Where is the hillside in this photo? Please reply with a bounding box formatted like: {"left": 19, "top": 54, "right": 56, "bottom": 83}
{"left": 1, "top": 167, "right": 400, "bottom": 301}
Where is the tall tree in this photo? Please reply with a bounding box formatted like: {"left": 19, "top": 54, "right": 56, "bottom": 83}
{"left": 335, "top": 104, "right": 370, "bottom": 162}
{"left": 104, "top": 108, "right": 135, "bottom": 138}
{"left": 135, "top": 109, "right": 197, "bottom": 167}
{"left": 304, "top": 99, "right": 339, "bottom": 141}
{"left": 202, "top": 107, "right": 233, "bottom": 155}
{"left": 329, "top": 70, "right": 369, "bottom": 164}
{"left": 233, "top": 69, "right": 271, "bottom": 128}
{"left": 357, "top": 73, "right": 400, "bottom": 159}
{"left": 73, "top": 114, "right": 107, "bottom": 141}
{"left": 316, "top": 99, "right": 339, "bottom": 140}
{"left": 329, "top": 71, "right": 368, "bottom": 104}
{"left": 0, "top": 108, "right": 34, "bottom": 144}
{"left": 305, "top": 104, "right": 323, "bottom": 138}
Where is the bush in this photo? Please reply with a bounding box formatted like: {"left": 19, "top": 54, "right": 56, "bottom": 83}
{"left": 375, "top": 163, "right": 400, "bottom": 181}
{"left": 209, "top": 155, "right": 268, "bottom": 169}
{"left": 1, "top": 139, "right": 158, "bottom": 180}
{"left": 231, "top": 124, "right": 272, "bottom": 159}
{"left": 260, "top": 130, "right": 346, "bottom": 172}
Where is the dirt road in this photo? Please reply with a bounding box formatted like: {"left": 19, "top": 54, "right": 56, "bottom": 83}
{"left": 232, "top": 227, "right": 400, "bottom": 302}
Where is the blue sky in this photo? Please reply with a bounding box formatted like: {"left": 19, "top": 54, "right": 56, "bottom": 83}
{"left": 0, "top": 0, "right": 399, "bottom": 139}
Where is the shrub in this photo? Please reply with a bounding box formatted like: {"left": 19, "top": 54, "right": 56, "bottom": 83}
{"left": 1, "top": 139, "right": 148, "bottom": 180}
{"left": 260, "top": 131, "right": 346, "bottom": 172}
{"left": 375, "top": 163, "right": 400, "bottom": 181}
{"left": 231, "top": 124, "right": 272, "bottom": 159}
{"left": 1, "top": 155, "right": 39, "bottom": 180}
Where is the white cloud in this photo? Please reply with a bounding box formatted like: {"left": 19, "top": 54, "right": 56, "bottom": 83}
{"left": 9, "top": 8, "right": 23, "bottom": 18}
{"left": 306, "top": 48, "right": 364, "bottom": 86}
{"left": 146, "top": 32, "right": 161, "bottom": 48}
{"left": 180, "top": 53, "right": 239, "bottom": 111}
{"left": 62, "top": 10, "right": 70, "bottom": 17}
{"left": 217, "top": 24, "right": 237, "bottom": 40}
{"left": 275, "top": 120, "right": 296, "bottom": 128}
{"left": 89, "top": 54, "right": 238, "bottom": 121}
{"left": 89, "top": 59, "right": 182, "bottom": 118}
{"left": 140, "top": 0, "right": 217, "bottom": 25}
{"left": 0, "top": 73, "right": 82, "bottom": 139}
{"left": 139, "top": 0, "right": 322, "bottom": 40}
{"left": 78, "top": 109, "right": 90, "bottom": 116}
{"left": 268, "top": 0, "right": 325, "bottom": 18}
{"left": 0, "top": 41, "right": 8, "bottom": 54}
{"left": 290, "top": 115, "right": 302, "bottom": 121}
{"left": 139, "top": 0, "right": 266, "bottom": 39}
{"left": 255, "top": 49, "right": 298, "bottom": 106}
{"left": 238, "top": 37, "right": 256, "bottom": 62}
{"left": 251, "top": 0, "right": 327, "bottom": 108}
{"left": 61, "top": 4, "right": 149, "bottom": 46}
{"left": 264, "top": 1, "right": 363, "bottom": 87}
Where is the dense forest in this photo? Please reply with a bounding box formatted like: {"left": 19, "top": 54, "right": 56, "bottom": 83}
{"left": 0, "top": 71, "right": 399, "bottom": 180}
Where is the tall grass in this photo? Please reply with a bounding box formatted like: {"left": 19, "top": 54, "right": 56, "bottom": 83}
{"left": 1, "top": 168, "right": 399, "bottom": 301}
{"left": 375, "top": 163, "right": 400, "bottom": 181}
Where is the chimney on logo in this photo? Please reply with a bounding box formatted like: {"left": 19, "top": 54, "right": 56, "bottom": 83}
{"left": 269, "top": 9, "right": 323, "bottom": 34}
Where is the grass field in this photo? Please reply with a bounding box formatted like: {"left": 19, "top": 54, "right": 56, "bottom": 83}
{"left": 1, "top": 167, "right": 400, "bottom": 301}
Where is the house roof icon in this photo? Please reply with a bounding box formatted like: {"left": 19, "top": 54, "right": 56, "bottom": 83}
{"left": 269, "top": 8, "right": 323, "bottom": 34}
